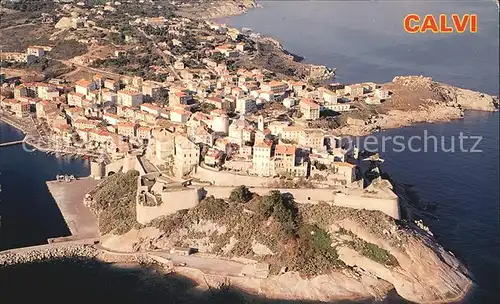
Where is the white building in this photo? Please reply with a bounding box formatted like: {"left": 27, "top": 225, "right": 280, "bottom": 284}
{"left": 117, "top": 90, "right": 143, "bottom": 107}
{"left": 374, "top": 88, "right": 390, "bottom": 100}
{"left": 211, "top": 110, "right": 229, "bottom": 134}
{"left": 283, "top": 97, "right": 296, "bottom": 109}
{"left": 174, "top": 135, "right": 200, "bottom": 176}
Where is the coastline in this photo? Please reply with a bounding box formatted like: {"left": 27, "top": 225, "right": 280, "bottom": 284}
{"left": 207, "top": 4, "right": 498, "bottom": 139}
{"left": 0, "top": 2, "right": 496, "bottom": 303}
{"left": 0, "top": 115, "right": 103, "bottom": 158}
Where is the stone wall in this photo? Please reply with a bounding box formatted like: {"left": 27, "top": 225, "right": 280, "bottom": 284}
{"left": 136, "top": 184, "right": 399, "bottom": 224}
{"left": 136, "top": 188, "right": 202, "bottom": 224}
{"left": 202, "top": 186, "right": 400, "bottom": 220}
{"left": 194, "top": 165, "right": 274, "bottom": 187}
{"left": 105, "top": 153, "right": 146, "bottom": 176}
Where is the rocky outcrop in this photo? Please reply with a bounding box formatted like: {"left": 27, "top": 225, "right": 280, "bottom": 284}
{"left": 174, "top": 266, "right": 394, "bottom": 302}
{"left": 337, "top": 76, "right": 498, "bottom": 136}
{"left": 436, "top": 84, "right": 499, "bottom": 111}
{"left": 394, "top": 75, "right": 498, "bottom": 111}
{"left": 335, "top": 219, "right": 472, "bottom": 303}
{"left": 198, "top": 0, "right": 258, "bottom": 19}
{"left": 54, "top": 17, "right": 75, "bottom": 29}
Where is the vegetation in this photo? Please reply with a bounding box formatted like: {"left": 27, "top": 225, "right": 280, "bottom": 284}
{"left": 151, "top": 187, "right": 348, "bottom": 276}
{"left": 90, "top": 51, "right": 168, "bottom": 82}
{"left": 1, "top": 0, "right": 55, "bottom": 12}
{"left": 228, "top": 185, "right": 253, "bottom": 204}
{"left": 90, "top": 170, "right": 140, "bottom": 235}
{"left": 190, "top": 195, "right": 229, "bottom": 222}
{"left": 346, "top": 238, "right": 399, "bottom": 267}
{"left": 312, "top": 160, "right": 328, "bottom": 171}
{"left": 293, "top": 224, "right": 345, "bottom": 275}
{"left": 199, "top": 102, "right": 217, "bottom": 114}
{"left": 49, "top": 40, "right": 88, "bottom": 60}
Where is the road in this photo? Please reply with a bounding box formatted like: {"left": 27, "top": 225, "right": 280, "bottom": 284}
{"left": 148, "top": 252, "right": 249, "bottom": 277}
{"left": 60, "top": 61, "right": 123, "bottom": 80}
{"left": 134, "top": 26, "right": 183, "bottom": 83}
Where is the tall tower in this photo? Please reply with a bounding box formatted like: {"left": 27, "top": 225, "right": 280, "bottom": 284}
{"left": 258, "top": 115, "right": 264, "bottom": 132}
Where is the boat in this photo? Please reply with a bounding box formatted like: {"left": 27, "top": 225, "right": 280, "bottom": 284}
{"left": 56, "top": 174, "right": 76, "bottom": 182}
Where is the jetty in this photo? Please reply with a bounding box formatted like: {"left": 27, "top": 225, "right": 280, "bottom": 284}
{"left": 0, "top": 139, "right": 24, "bottom": 147}
{"left": 46, "top": 177, "right": 101, "bottom": 241}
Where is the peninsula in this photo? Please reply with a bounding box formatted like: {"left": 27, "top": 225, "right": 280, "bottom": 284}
{"left": 0, "top": 1, "right": 497, "bottom": 303}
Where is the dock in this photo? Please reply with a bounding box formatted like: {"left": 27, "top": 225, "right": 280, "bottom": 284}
{"left": 46, "top": 178, "right": 101, "bottom": 240}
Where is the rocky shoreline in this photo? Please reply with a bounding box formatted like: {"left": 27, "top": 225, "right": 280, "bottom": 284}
{"left": 200, "top": 3, "right": 498, "bottom": 136}
{"left": 180, "top": 0, "right": 261, "bottom": 20}
{"left": 0, "top": 228, "right": 473, "bottom": 304}
{"left": 333, "top": 76, "right": 499, "bottom": 137}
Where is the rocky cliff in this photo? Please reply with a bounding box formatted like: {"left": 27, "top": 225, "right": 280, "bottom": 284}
{"left": 184, "top": 0, "right": 259, "bottom": 19}
{"left": 97, "top": 188, "right": 472, "bottom": 303}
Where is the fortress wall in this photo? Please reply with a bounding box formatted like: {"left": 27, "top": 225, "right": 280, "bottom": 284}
{"left": 333, "top": 194, "right": 400, "bottom": 220}
{"left": 202, "top": 186, "right": 400, "bottom": 220}
{"left": 136, "top": 188, "right": 201, "bottom": 224}
{"left": 105, "top": 159, "right": 123, "bottom": 176}
{"left": 194, "top": 165, "right": 273, "bottom": 187}
{"left": 135, "top": 185, "right": 400, "bottom": 225}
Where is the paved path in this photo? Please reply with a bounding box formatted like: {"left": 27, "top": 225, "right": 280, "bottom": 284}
{"left": 151, "top": 252, "right": 246, "bottom": 277}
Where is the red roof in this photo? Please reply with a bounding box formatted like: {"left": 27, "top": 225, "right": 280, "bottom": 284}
{"left": 254, "top": 140, "right": 272, "bottom": 149}
{"left": 300, "top": 98, "right": 319, "bottom": 109}
{"left": 75, "top": 79, "right": 91, "bottom": 87}
{"left": 275, "top": 144, "right": 296, "bottom": 155}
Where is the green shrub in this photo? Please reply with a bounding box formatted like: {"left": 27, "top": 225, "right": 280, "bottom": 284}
{"left": 152, "top": 209, "right": 188, "bottom": 235}
{"left": 229, "top": 185, "right": 253, "bottom": 204}
{"left": 357, "top": 241, "right": 399, "bottom": 267}
{"left": 91, "top": 170, "right": 139, "bottom": 235}
{"left": 291, "top": 224, "right": 344, "bottom": 276}
{"left": 190, "top": 196, "right": 228, "bottom": 222}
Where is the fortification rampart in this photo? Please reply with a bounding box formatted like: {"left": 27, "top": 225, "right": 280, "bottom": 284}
{"left": 136, "top": 185, "right": 400, "bottom": 225}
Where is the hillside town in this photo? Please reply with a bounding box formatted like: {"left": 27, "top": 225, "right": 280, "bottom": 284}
{"left": 0, "top": 2, "right": 393, "bottom": 185}
{"left": 1, "top": 49, "right": 390, "bottom": 182}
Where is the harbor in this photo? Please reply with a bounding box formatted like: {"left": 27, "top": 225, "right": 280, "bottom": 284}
{"left": 0, "top": 112, "right": 105, "bottom": 158}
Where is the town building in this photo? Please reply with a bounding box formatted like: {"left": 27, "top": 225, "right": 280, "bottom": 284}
{"left": 345, "top": 84, "right": 364, "bottom": 98}
{"left": 236, "top": 97, "right": 256, "bottom": 114}
{"left": 252, "top": 140, "right": 273, "bottom": 177}
{"left": 211, "top": 109, "right": 229, "bottom": 134}
{"left": 174, "top": 135, "right": 200, "bottom": 176}
{"left": 260, "top": 81, "right": 288, "bottom": 95}
{"left": 170, "top": 108, "right": 191, "bottom": 123}
{"left": 299, "top": 99, "right": 320, "bottom": 120}
{"left": 117, "top": 122, "right": 137, "bottom": 138}
{"left": 117, "top": 90, "right": 143, "bottom": 107}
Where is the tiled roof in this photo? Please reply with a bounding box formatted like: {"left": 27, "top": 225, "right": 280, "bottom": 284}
{"left": 275, "top": 144, "right": 296, "bottom": 155}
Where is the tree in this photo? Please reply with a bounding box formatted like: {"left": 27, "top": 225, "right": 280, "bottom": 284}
{"left": 313, "top": 161, "right": 328, "bottom": 171}
{"left": 229, "top": 185, "right": 253, "bottom": 204}
{"left": 199, "top": 102, "right": 217, "bottom": 114}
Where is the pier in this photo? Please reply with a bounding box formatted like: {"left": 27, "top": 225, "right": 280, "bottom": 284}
{"left": 0, "top": 139, "right": 24, "bottom": 147}
{"left": 46, "top": 178, "right": 101, "bottom": 241}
